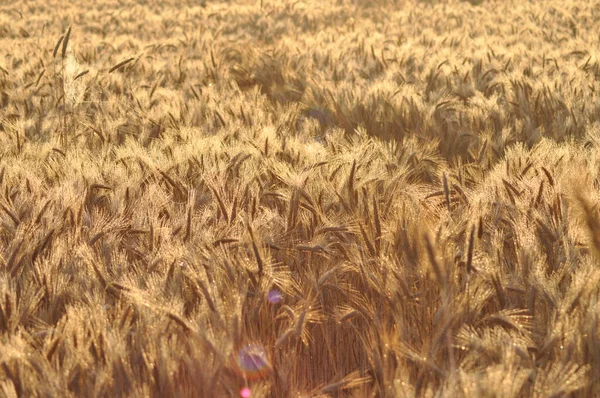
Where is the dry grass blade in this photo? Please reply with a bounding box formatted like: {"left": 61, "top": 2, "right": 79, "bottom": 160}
{"left": 424, "top": 233, "right": 445, "bottom": 288}
{"left": 275, "top": 327, "right": 295, "bottom": 348}
{"left": 541, "top": 167, "right": 554, "bottom": 186}
{"left": 166, "top": 312, "right": 193, "bottom": 333}
{"left": 34, "top": 69, "right": 46, "bottom": 87}
{"left": 574, "top": 192, "right": 600, "bottom": 258}
{"left": 348, "top": 159, "right": 357, "bottom": 207}
{"left": 31, "top": 228, "right": 54, "bottom": 263}
{"left": 5, "top": 240, "right": 23, "bottom": 275}
{"left": 108, "top": 57, "right": 135, "bottom": 74}
{"left": 442, "top": 173, "right": 451, "bottom": 212}
{"left": 210, "top": 185, "right": 229, "bottom": 223}
{"left": 194, "top": 277, "right": 217, "bottom": 313}
{"left": 359, "top": 224, "right": 376, "bottom": 257}
{"left": 372, "top": 195, "right": 381, "bottom": 255}
{"left": 247, "top": 223, "right": 264, "bottom": 276}
{"left": 74, "top": 70, "right": 89, "bottom": 81}
{"left": 466, "top": 225, "right": 475, "bottom": 274}
{"left": 61, "top": 26, "right": 71, "bottom": 58}
{"left": 534, "top": 179, "right": 545, "bottom": 206}
{"left": 286, "top": 188, "right": 300, "bottom": 232}
{"left": 0, "top": 202, "right": 19, "bottom": 226}
{"left": 183, "top": 206, "right": 192, "bottom": 243}
{"left": 52, "top": 34, "right": 64, "bottom": 58}
{"left": 34, "top": 200, "right": 52, "bottom": 224}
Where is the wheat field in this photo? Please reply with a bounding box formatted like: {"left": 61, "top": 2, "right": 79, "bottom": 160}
{"left": 1, "top": 0, "right": 600, "bottom": 396}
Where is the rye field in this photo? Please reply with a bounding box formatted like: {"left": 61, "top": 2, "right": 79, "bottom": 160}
{"left": 1, "top": 0, "right": 600, "bottom": 396}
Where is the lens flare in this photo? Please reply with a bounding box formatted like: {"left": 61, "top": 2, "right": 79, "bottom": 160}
{"left": 240, "top": 387, "right": 251, "bottom": 398}
{"left": 267, "top": 289, "right": 282, "bottom": 304}
{"left": 232, "top": 343, "right": 271, "bottom": 380}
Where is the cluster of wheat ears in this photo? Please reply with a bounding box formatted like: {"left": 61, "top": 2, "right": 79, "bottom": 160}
{"left": 1, "top": 0, "right": 600, "bottom": 396}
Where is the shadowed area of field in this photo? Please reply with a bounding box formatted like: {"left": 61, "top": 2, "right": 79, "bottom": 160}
{"left": 1, "top": 0, "right": 600, "bottom": 396}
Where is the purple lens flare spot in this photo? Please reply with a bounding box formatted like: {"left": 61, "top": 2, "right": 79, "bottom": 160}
{"left": 233, "top": 343, "right": 271, "bottom": 380}
{"left": 267, "top": 289, "right": 282, "bottom": 304}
